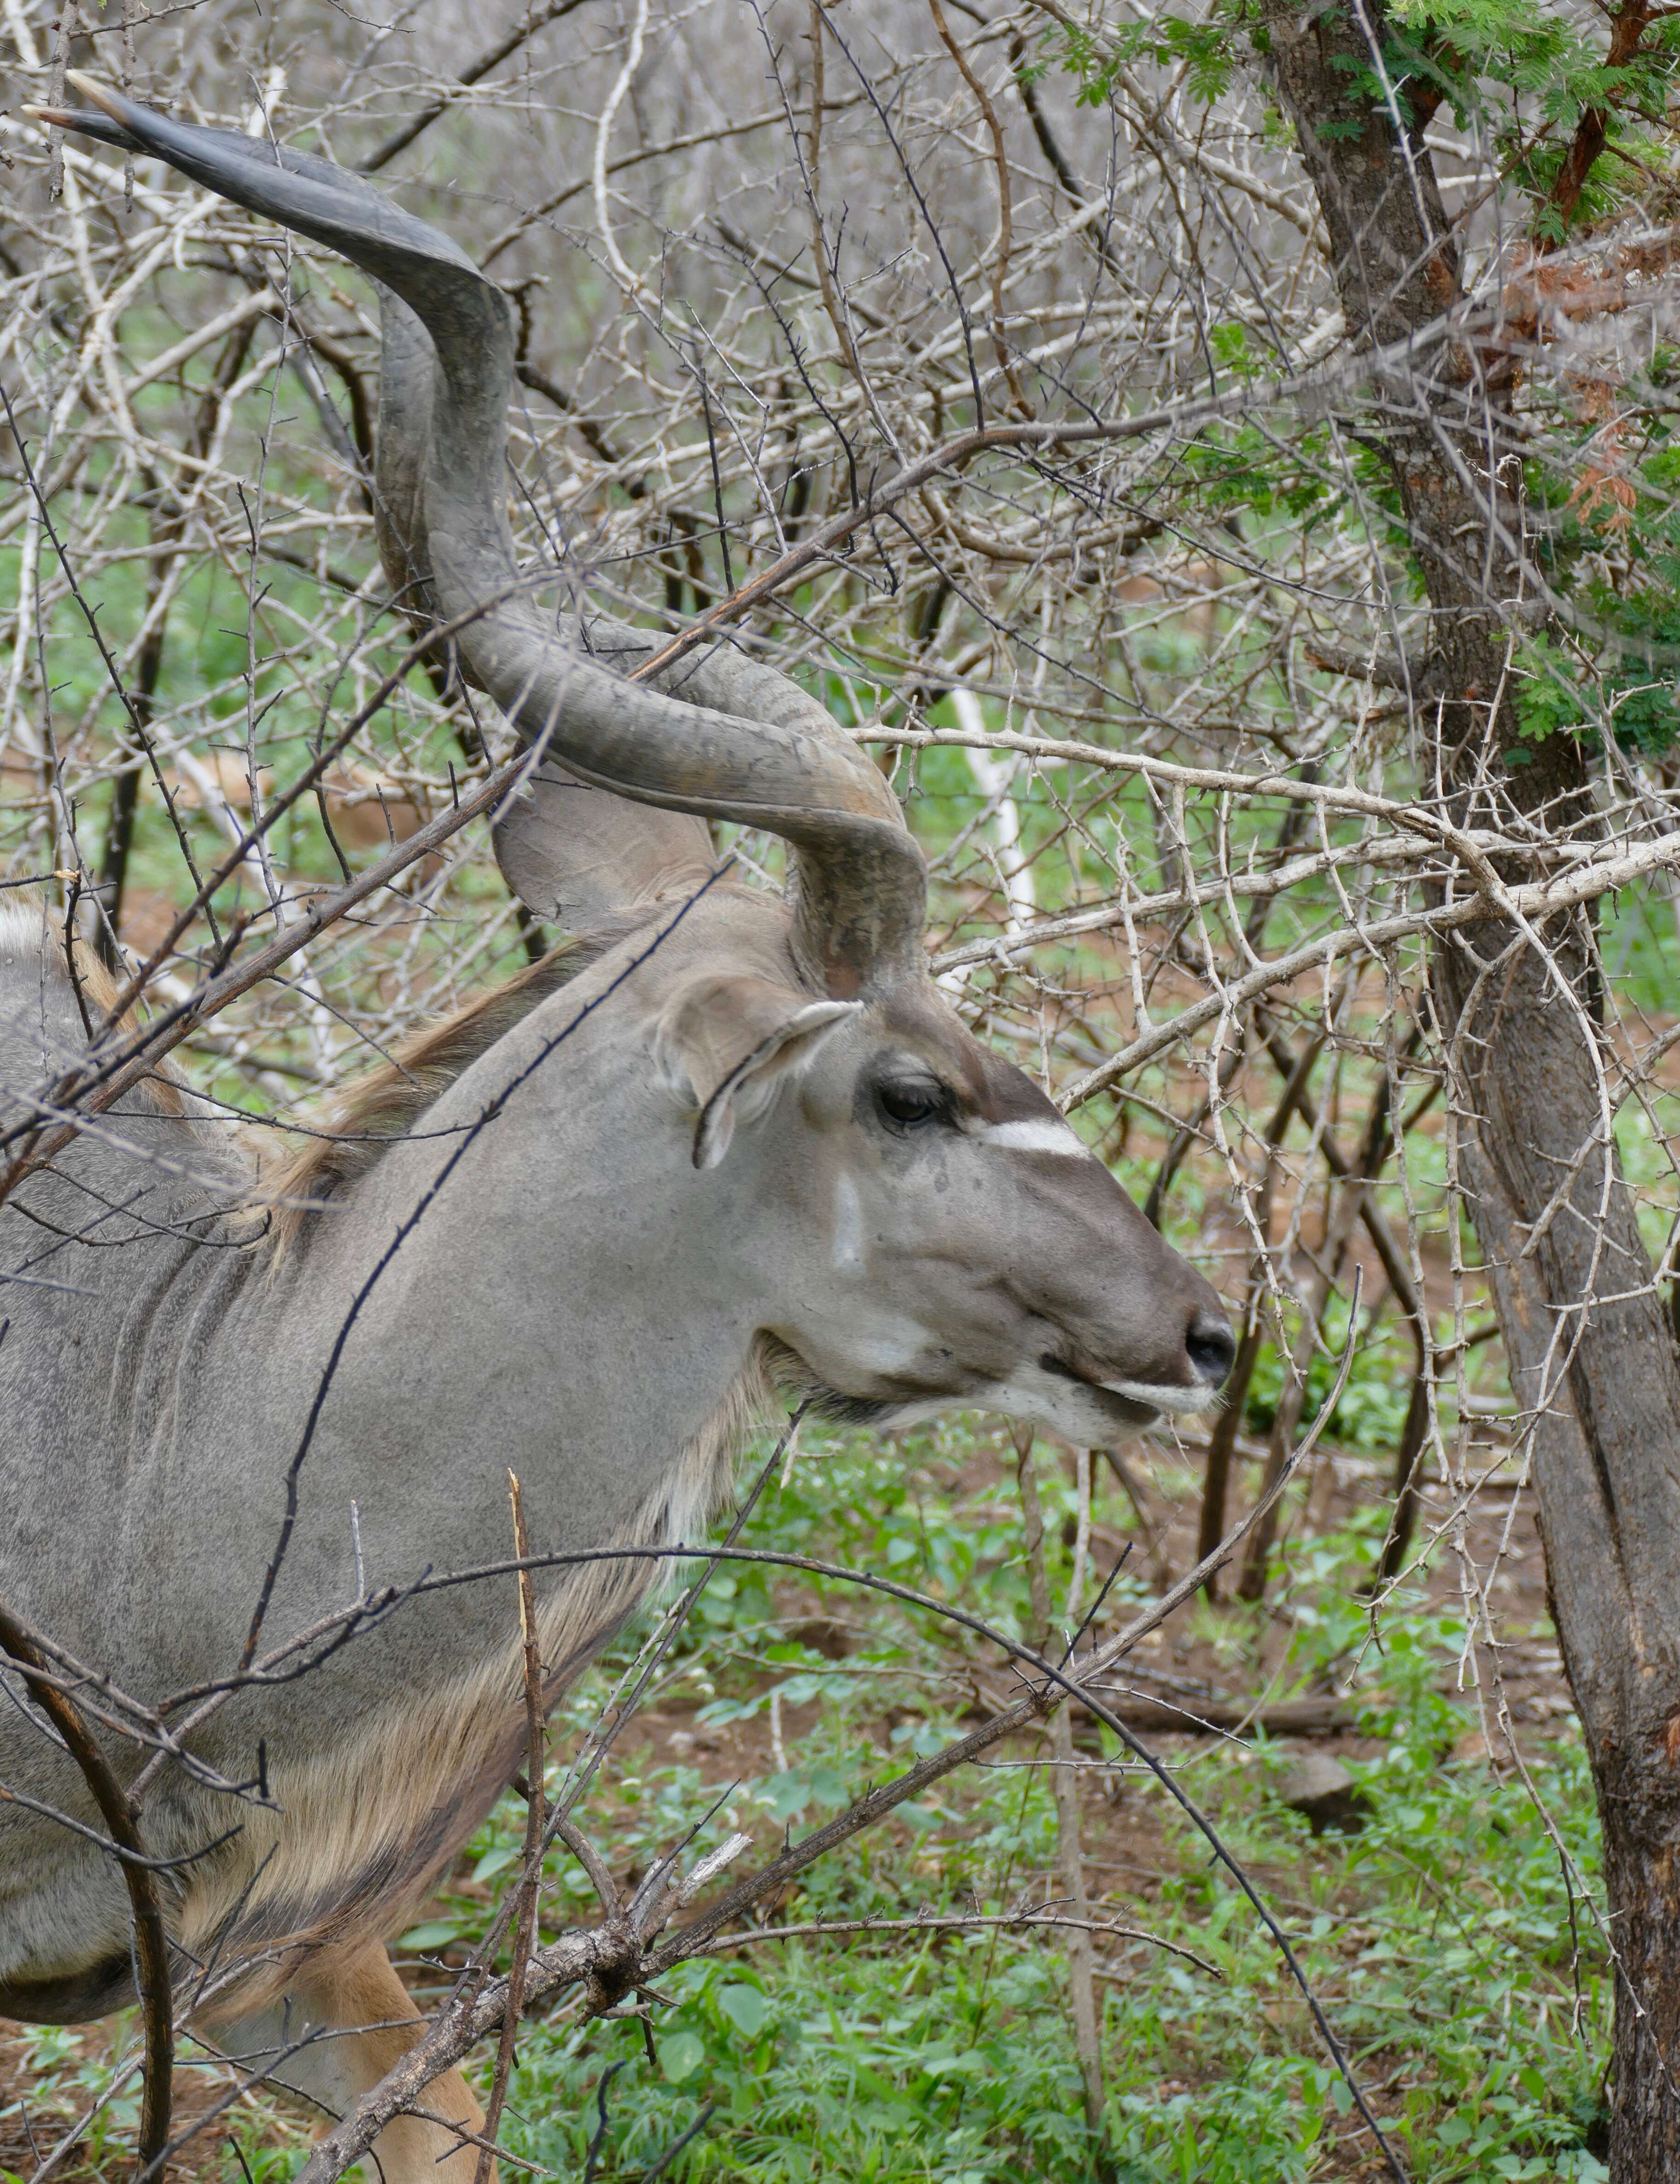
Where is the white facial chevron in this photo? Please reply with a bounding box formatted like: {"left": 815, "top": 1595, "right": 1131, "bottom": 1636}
{"left": 980, "top": 1117, "right": 1088, "bottom": 1156}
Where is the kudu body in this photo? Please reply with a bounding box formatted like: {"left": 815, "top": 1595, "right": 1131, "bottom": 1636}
{"left": 2, "top": 84, "right": 1232, "bottom": 2180}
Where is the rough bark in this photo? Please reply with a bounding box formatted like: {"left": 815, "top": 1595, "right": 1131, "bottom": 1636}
{"left": 1260, "top": 5, "right": 1680, "bottom": 2170}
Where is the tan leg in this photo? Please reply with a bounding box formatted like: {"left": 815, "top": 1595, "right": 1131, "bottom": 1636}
{"left": 206, "top": 1939, "right": 491, "bottom": 2184}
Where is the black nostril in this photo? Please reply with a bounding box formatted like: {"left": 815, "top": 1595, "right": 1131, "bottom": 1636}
{"left": 1186, "top": 1310, "right": 1236, "bottom": 1387}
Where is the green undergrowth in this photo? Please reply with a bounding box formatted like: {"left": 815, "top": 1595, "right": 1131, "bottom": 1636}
{"left": 0, "top": 1408, "right": 1609, "bottom": 2184}
{"left": 368, "top": 1412, "right": 1611, "bottom": 2184}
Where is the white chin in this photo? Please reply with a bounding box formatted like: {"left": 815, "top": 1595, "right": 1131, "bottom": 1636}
{"left": 798, "top": 1355, "right": 1208, "bottom": 1443}
{"left": 872, "top": 1363, "right": 1169, "bottom": 1442}
{"left": 982, "top": 1369, "right": 1162, "bottom": 1443}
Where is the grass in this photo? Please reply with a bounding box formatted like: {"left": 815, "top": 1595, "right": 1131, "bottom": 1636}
{"left": 0, "top": 1354, "right": 1610, "bottom": 2184}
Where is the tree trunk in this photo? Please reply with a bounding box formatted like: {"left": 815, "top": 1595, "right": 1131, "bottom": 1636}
{"left": 1260, "top": 5, "right": 1680, "bottom": 2168}
{"left": 1603, "top": 1788, "right": 1680, "bottom": 2174}
{"left": 1376, "top": 1366, "right": 1429, "bottom": 1584}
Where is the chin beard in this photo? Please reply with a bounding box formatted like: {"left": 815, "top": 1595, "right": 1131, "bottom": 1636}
{"left": 758, "top": 1335, "right": 934, "bottom": 1430}
{"left": 759, "top": 1335, "right": 1186, "bottom": 1442}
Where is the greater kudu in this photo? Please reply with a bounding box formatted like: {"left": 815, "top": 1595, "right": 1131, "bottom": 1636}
{"left": 4, "top": 81, "right": 1232, "bottom": 2180}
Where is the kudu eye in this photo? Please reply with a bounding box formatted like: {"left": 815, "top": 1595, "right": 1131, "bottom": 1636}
{"left": 876, "top": 1081, "right": 949, "bottom": 1130}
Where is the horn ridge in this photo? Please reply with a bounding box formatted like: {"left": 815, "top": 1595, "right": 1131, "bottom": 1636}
{"left": 48, "top": 77, "right": 926, "bottom": 993}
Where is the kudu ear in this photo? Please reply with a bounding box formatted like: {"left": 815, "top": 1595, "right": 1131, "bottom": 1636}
{"left": 656, "top": 974, "right": 861, "bottom": 1170}
{"left": 494, "top": 769, "right": 714, "bottom": 927}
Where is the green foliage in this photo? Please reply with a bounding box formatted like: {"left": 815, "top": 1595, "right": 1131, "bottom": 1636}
{"left": 1030, "top": 0, "right": 1680, "bottom": 248}
{"left": 1511, "top": 395, "right": 1680, "bottom": 755}
{"left": 1029, "top": 0, "right": 1244, "bottom": 115}
{"left": 1350, "top": 0, "right": 1676, "bottom": 239}
{"left": 0, "top": 2019, "right": 309, "bottom": 2184}
{"left": 394, "top": 1423, "right": 1615, "bottom": 2182}
{"left": 6, "top": 2023, "right": 142, "bottom": 2174}
{"left": 500, "top": 1946, "right": 1097, "bottom": 2182}
{"left": 1178, "top": 423, "right": 1337, "bottom": 522}
{"left": 1512, "top": 609, "right": 1680, "bottom": 762}
{"left": 1242, "top": 1309, "right": 1420, "bottom": 1454}
{"left": 216, "top": 2141, "right": 308, "bottom": 2184}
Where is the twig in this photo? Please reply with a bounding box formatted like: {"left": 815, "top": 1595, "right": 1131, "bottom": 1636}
{"left": 472, "top": 1470, "right": 546, "bottom": 2184}
{"left": 0, "top": 1600, "right": 173, "bottom": 2169}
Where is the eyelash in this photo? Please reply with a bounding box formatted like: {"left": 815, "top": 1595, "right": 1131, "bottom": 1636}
{"left": 876, "top": 1083, "right": 951, "bottom": 1129}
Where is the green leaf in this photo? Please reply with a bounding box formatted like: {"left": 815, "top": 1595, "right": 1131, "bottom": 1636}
{"left": 718, "top": 1984, "right": 769, "bottom": 2037}
{"left": 758, "top": 1771, "right": 813, "bottom": 1823}
{"left": 659, "top": 2030, "right": 706, "bottom": 2084}
{"left": 920, "top": 2050, "right": 986, "bottom": 2079}
{"left": 396, "top": 1921, "right": 459, "bottom": 1951}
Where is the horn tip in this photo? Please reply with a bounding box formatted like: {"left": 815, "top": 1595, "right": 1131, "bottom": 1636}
{"left": 64, "top": 70, "right": 127, "bottom": 123}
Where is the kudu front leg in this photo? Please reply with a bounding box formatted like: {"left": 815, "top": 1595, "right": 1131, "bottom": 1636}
{"left": 208, "top": 1939, "right": 491, "bottom": 2183}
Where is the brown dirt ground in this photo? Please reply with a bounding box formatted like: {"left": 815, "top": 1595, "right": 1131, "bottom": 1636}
{"left": 0, "top": 2020, "right": 305, "bottom": 2184}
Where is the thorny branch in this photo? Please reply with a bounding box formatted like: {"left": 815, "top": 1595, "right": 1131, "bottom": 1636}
{"left": 0, "top": 1601, "right": 174, "bottom": 2168}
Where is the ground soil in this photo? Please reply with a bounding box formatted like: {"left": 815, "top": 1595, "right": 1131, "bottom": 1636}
{"left": 0, "top": 2016, "right": 305, "bottom": 2184}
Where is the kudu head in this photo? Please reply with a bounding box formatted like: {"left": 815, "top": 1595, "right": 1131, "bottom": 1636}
{"left": 38, "top": 80, "right": 1233, "bottom": 1439}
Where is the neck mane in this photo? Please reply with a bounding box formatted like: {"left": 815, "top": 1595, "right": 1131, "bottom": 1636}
{"left": 259, "top": 933, "right": 608, "bottom": 1258}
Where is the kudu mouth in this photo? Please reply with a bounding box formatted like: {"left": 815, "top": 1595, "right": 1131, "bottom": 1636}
{"left": 1037, "top": 1310, "right": 1234, "bottom": 1420}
